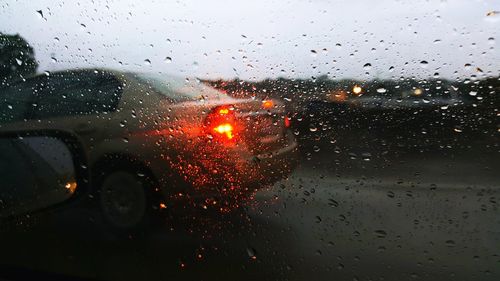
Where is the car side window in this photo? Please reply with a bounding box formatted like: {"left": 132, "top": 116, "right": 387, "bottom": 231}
{"left": 0, "top": 78, "right": 43, "bottom": 124}
{"left": 33, "top": 71, "right": 123, "bottom": 119}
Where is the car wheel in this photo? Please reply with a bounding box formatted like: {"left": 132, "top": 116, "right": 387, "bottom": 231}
{"left": 98, "top": 171, "right": 155, "bottom": 234}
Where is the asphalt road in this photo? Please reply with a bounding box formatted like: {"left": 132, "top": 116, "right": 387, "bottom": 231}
{"left": 0, "top": 128, "right": 498, "bottom": 281}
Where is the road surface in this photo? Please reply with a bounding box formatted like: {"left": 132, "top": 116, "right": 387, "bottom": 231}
{"left": 0, "top": 129, "right": 498, "bottom": 281}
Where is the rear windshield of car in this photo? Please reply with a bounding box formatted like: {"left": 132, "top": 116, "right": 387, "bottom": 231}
{"left": 131, "top": 73, "right": 231, "bottom": 102}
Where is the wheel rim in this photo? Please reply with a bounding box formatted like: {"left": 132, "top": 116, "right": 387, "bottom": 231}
{"left": 99, "top": 172, "right": 147, "bottom": 229}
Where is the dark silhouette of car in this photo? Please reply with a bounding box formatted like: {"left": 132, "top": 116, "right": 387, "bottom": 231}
{"left": 0, "top": 69, "right": 298, "bottom": 231}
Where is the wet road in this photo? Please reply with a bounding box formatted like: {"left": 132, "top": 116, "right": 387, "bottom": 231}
{"left": 0, "top": 130, "right": 499, "bottom": 281}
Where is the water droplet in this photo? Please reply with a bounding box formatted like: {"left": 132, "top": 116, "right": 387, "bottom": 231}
{"left": 36, "top": 10, "right": 44, "bottom": 19}
{"left": 164, "top": 57, "right": 172, "bottom": 63}
{"left": 374, "top": 230, "right": 387, "bottom": 238}
{"left": 362, "top": 152, "right": 371, "bottom": 161}
{"left": 328, "top": 199, "right": 339, "bottom": 207}
{"left": 144, "top": 59, "right": 151, "bottom": 65}
{"left": 51, "top": 57, "right": 57, "bottom": 63}
{"left": 309, "top": 127, "right": 318, "bottom": 132}
{"left": 486, "top": 11, "right": 499, "bottom": 17}
{"left": 15, "top": 58, "right": 23, "bottom": 65}
{"left": 363, "top": 63, "right": 372, "bottom": 70}
{"left": 310, "top": 50, "right": 317, "bottom": 57}
{"left": 376, "top": 88, "right": 387, "bottom": 93}
{"left": 469, "top": 91, "right": 477, "bottom": 96}
{"left": 420, "top": 60, "right": 429, "bottom": 68}
{"left": 445, "top": 240, "right": 456, "bottom": 247}
{"left": 246, "top": 247, "right": 257, "bottom": 260}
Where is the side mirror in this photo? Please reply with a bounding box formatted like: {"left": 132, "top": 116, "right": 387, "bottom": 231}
{"left": 0, "top": 130, "right": 88, "bottom": 219}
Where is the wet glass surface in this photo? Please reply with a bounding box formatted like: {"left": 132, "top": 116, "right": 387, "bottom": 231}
{"left": 0, "top": 1, "right": 498, "bottom": 280}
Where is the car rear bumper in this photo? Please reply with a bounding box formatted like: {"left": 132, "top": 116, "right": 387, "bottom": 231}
{"left": 162, "top": 131, "right": 300, "bottom": 201}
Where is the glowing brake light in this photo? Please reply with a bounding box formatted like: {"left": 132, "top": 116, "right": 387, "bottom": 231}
{"left": 205, "top": 105, "right": 238, "bottom": 142}
{"left": 219, "top": 108, "right": 230, "bottom": 114}
{"left": 284, "top": 116, "right": 291, "bottom": 128}
{"left": 213, "top": 123, "right": 234, "bottom": 140}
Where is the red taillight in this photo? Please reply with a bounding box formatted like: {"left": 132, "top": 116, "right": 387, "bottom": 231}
{"left": 205, "top": 105, "right": 238, "bottom": 142}
{"left": 213, "top": 123, "right": 234, "bottom": 139}
{"left": 284, "top": 116, "right": 291, "bottom": 128}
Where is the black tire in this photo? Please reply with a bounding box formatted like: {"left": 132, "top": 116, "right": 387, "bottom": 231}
{"left": 94, "top": 163, "right": 163, "bottom": 236}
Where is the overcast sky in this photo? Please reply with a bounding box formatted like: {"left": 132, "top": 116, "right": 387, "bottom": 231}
{"left": 0, "top": 0, "right": 498, "bottom": 80}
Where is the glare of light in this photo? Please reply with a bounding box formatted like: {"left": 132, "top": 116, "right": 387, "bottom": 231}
{"left": 219, "top": 108, "right": 229, "bottom": 114}
{"left": 262, "top": 100, "right": 274, "bottom": 109}
{"left": 159, "top": 203, "right": 167, "bottom": 209}
{"left": 352, "top": 85, "right": 362, "bottom": 95}
{"left": 65, "top": 181, "right": 77, "bottom": 193}
{"left": 327, "top": 90, "right": 347, "bottom": 102}
{"left": 213, "top": 123, "right": 234, "bottom": 139}
{"left": 414, "top": 88, "right": 423, "bottom": 96}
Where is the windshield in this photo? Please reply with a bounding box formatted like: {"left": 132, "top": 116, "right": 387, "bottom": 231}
{"left": 0, "top": 1, "right": 498, "bottom": 281}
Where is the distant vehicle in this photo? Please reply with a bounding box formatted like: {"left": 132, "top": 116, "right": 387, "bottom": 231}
{"left": 0, "top": 69, "right": 299, "bottom": 231}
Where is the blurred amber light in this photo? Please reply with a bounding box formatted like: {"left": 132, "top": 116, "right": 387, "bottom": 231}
{"left": 262, "top": 100, "right": 274, "bottom": 109}
{"left": 65, "top": 181, "right": 77, "bottom": 193}
{"left": 352, "top": 85, "right": 362, "bottom": 95}
{"left": 327, "top": 90, "right": 347, "bottom": 102}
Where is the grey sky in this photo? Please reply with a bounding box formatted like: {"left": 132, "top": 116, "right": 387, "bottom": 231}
{"left": 0, "top": 0, "right": 498, "bottom": 80}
